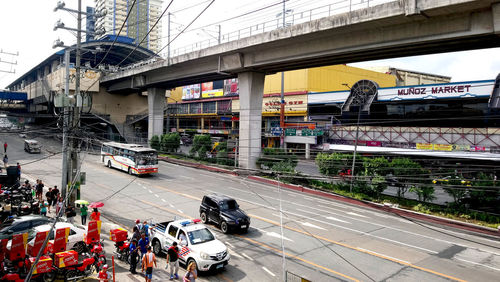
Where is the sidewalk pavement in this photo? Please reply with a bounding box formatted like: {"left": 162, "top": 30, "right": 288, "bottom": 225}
{"left": 44, "top": 210, "right": 192, "bottom": 282}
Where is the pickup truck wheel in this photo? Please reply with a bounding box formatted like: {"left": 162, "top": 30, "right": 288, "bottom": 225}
{"left": 153, "top": 239, "right": 162, "bottom": 256}
{"left": 200, "top": 212, "right": 208, "bottom": 224}
{"left": 221, "top": 221, "right": 229, "bottom": 234}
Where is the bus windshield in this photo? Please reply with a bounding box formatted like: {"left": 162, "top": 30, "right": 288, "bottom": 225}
{"left": 136, "top": 151, "right": 158, "bottom": 165}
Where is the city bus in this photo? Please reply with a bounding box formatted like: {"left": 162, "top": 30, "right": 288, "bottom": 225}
{"left": 101, "top": 142, "right": 158, "bottom": 175}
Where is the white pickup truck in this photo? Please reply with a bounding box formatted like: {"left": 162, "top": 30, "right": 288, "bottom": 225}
{"left": 150, "top": 219, "right": 230, "bottom": 272}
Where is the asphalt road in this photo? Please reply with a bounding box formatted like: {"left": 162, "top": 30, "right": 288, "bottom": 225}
{"left": 6, "top": 133, "right": 500, "bottom": 282}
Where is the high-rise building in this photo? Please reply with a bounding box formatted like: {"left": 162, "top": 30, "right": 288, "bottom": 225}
{"left": 94, "top": 0, "right": 162, "bottom": 52}
{"left": 86, "top": 6, "right": 95, "bottom": 42}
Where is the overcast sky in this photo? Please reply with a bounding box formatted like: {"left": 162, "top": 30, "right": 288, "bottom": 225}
{"left": 0, "top": 0, "right": 499, "bottom": 89}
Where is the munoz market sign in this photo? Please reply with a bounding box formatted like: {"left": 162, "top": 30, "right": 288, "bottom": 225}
{"left": 377, "top": 80, "right": 495, "bottom": 101}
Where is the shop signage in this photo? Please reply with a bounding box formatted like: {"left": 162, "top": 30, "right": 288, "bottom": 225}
{"left": 285, "top": 128, "right": 296, "bottom": 136}
{"left": 378, "top": 80, "right": 494, "bottom": 101}
{"left": 271, "top": 127, "right": 282, "bottom": 136}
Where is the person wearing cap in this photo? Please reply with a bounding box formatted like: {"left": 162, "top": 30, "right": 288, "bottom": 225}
{"left": 141, "top": 246, "right": 156, "bottom": 282}
{"left": 129, "top": 239, "right": 139, "bottom": 274}
{"left": 98, "top": 264, "right": 109, "bottom": 282}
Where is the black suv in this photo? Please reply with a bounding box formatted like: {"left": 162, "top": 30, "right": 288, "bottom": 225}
{"left": 200, "top": 194, "right": 250, "bottom": 233}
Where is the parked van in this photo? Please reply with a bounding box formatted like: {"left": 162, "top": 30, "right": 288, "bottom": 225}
{"left": 24, "top": 140, "right": 41, "bottom": 153}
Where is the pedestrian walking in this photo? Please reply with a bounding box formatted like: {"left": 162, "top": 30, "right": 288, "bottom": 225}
{"left": 51, "top": 186, "right": 59, "bottom": 207}
{"left": 141, "top": 220, "right": 150, "bottom": 238}
{"left": 16, "top": 163, "right": 21, "bottom": 181}
{"left": 166, "top": 242, "right": 180, "bottom": 280}
{"left": 2, "top": 155, "right": 8, "bottom": 168}
{"left": 56, "top": 197, "right": 64, "bottom": 216}
{"left": 40, "top": 202, "right": 47, "bottom": 216}
{"left": 80, "top": 204, "right": 88, "bottom": 225}
{"left": 3, "top": 142, "right": 6, "bottom": 153}
{"left": 141, "top": 246, "right": 156, "bottom": 282}
{"left": 90, "top": 208, "right": 100, "bottom": 221}
{"left": 35, "top": 180, "right": 43, "bottom": 202}
{"left": 132, "top": 226, "right": 141, "bottom": 242}
{"left": 138, "top": 233, "right": 149, "bottom": 268}
{"left": 184, "top": 261, "right": 197, "bottom": 282}
{"left": 129, "top": 239, "right": 139, "bottom": 274}
{"left": 66, "top": 204, "right": 76, "bottom": 224}
{"left": 45, "top": 188, "right": 53, "bottom": 213}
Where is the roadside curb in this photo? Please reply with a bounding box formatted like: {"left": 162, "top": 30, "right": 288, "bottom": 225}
{"left": 159, "top": 156, "right": 500, "bottom": 238}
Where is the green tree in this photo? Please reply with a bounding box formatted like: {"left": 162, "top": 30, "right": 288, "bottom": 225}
{"left": 315, "top": 152, "right": 355, "bottom": 176}
{"left": 189, "top": 135, "right": 212, "bottom": 160}
{"left": 149, "top": 135, "right": 160, "bottom": 150}
{"left": 160, "top": 133, "right": 180, "bottom": 153}
{"left": 410, "top": 185, "right": 436, "bottom": 203}
{"left": 390, "top": 158, "right": 426, "bottom": 199}
{"left": 443, "top": 186, "right": 468, "bottom": 205}
{"left": 468, "top": 172, "right": 498, "bottom": 209}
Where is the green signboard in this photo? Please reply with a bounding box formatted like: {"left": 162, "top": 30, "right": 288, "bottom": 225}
{"left": 285, "top": 128, "right": 296, "bottom": 136}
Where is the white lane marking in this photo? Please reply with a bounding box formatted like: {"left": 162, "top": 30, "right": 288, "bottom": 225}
{"left": 225, "top": 242, "right": 234, "bottom": 248}
{"left": 325, "top": 216, "right": 350, "bottom": 224}
{"left": 142, "top": 186, "right": 146, "bottom": 189}
{"left": 169, "top": 204, "right": 174, "bottom": 208}
{"left": 304, "top": 196, "right": 318, "bottom": 201}
{"left": 279, "top": 210, "right": 438, "bottom": 254}
{"left": 177, "top": 209, "right": 183, "bottom": 214}
{"left": 228, "top": 248, "right": 243, "bottom": 258}
{"left": 148, "top": 189, "right": 153, "bottom": 193}
{"left": 262, "top": 267, "right": 276, "bottom": 277}
{"left": 161, "top": 199, "right": 166, "bottom": 202}
{"left": 254, "top": 227, "right": 293, "bottom": 242}
{"left": 357, "top": 248, "right": 410, "bottom": 264}
{"left": 241, "top": 253, "right": 254, "bottom": 261}
{"left": 287, "top": 193, "right": 296, "bottom": 197}
{"left": 455, "top": 257, "right": 500, "bottom": 272}
{"left": 301, "top": 222, "right": 327, "bottom": 230}
{"left": 157, "top": 163, "right": 500, "bottom": 256}
{"left": 155, "top": 194, "right": 159, "bottom": 198}
{"left": 346, "top": 212, "right": 369, "bottom": 218}
{"left": 179, "top": 175, "right": 194, "bottom": 180}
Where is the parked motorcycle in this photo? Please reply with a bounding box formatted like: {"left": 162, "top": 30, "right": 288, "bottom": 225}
{"left": 62, "top": 253, "right": 99, "bottom": 281}
{"left": 114, "top": 240, "right": 130, "bottom": 262}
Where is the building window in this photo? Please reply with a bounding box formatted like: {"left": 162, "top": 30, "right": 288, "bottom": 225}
{"left": 189, "top": 103, "right": 201, "bottom": 114}
{"left": 217, "top": 100, "right": 231, "bottom": 114}
{"left": 203, "top": 102, "right": 216, "bottom": 114}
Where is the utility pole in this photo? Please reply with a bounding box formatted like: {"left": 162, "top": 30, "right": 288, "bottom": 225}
{"left": 217, "top": 25, "right": 221, "bottom": 44}
{"left": 279, "top": 2, "right": 286, "bottom": 149}
{"left": 61, "top": 50, "right": 70, "bottom": 200}
{"left": 69, "top": 0, "right": 83, "bottom": 204}
{"left": 167, "top": 12, "right": 171, "bottom": 64}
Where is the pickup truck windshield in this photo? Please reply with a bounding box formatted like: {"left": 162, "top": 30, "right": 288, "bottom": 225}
{"left": 188, "top": 228, "right": 214, "bottom": 245}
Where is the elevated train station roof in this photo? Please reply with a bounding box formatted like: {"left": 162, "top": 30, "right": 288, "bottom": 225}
{"left": 7, "top": 35, "right": 157, "bottom": 89}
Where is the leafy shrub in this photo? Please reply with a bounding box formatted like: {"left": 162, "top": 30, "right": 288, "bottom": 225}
{"left": 160, "top": 133, "right": 180, "bottom": 153}
{"left": 410, "top": 185, "right": 436, "bottom": 203}
{"left": 315, "top": 152, "right": 357, "bottom": 176}
{"left": 256, "top": 148, "right": 297, "bottom": 172}
{"left": 149, "top": 135, "right": 160, "bottom": 150}
{"left": 189, "top": 135, "right": 212, "bottom": 160}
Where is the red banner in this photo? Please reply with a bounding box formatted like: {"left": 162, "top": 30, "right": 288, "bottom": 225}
{"left": 28, "top": 230, "right": 49, "bottom": 257}
{"left": 10, "top": 233, "right": 28, "bottom": 261}
{"left": 85, "top": 220, "right": 101, "bottom": 244}
{"left": 51, "top": 227, "right": 70, "bottom": 253}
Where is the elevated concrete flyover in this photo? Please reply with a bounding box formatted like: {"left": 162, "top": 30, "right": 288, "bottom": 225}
{"left": 101, "top": 0, "right": 500, "bottom": 168}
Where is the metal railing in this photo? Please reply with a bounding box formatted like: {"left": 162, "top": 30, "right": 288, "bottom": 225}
{"left": 168, "top": 0, "right": 394, "bottom": 58}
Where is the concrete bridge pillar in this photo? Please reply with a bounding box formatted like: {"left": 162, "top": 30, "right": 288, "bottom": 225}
{"left": 238, "top": 72, "right": 265, "bottom": 169}
{"left": 147, "top": 88, "right": 166, "bottom": 141}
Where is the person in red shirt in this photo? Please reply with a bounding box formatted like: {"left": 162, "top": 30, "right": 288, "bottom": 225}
{"left": 98, "top": 264, "right": 109, "bottom": 282}
{"left": 90, "top": 208, "right": 101, "bottom": 221}
{"left": 3, "top": 142, "right": 6, "bottom": 153}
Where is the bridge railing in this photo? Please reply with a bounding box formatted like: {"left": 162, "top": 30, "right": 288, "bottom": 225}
{"left": 168, "top": 0, "right": 393, "bottom": 58}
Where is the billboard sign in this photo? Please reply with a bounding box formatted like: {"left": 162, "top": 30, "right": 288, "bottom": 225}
{"left": 202, "top": 80, "right": 224, "bottom": 98}
{"left": 182, "top": 84, "right": 201, "bottom": 100}
{"left": 378, "top": 80, "right": 495, "bottom": 101}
